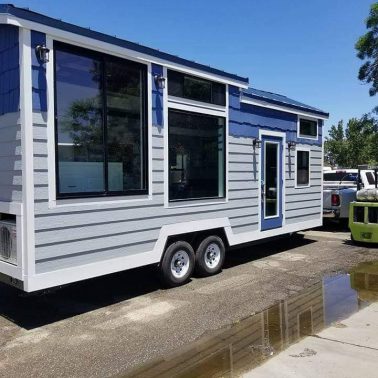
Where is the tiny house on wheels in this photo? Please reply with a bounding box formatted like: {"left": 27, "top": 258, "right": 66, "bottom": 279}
{"left": 0, "top": 5, "right": 329, "bottom": 291}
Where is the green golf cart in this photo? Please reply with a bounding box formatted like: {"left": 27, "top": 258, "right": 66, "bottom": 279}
{"left": 349, "top": 167, "right": 378, "bottom": 244}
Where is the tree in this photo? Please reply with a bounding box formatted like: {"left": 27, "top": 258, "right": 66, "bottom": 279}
{"left": 325, "top": 115, "right": 377, "bottom": 168}
{"left": 324, "top": 121, "right": 348, "bottom": 167}
{"left": 356, "top": 3, "right": 378, "bottom": 96}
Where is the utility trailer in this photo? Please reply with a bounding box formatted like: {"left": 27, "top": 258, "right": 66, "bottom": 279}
{"left": 0, "top": 5, "right": 328, "bottom": 291}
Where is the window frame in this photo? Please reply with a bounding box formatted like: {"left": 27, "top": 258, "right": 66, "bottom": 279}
{"left": 53, "top": 41, "right": 149, "bottom": 199}
{"left": 167, "top": 108, "right": 227, "bottom": 203}
{"left": 297, "top": 116, "right": 318, "bottom": 140}
{"left": 295, "top": 147, "right": 311, "bottom": 188}
{"left": 167, "top": 69, "right": 226, "bottom": 106}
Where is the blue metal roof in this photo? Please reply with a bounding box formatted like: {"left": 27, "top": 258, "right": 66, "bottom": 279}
{"left": 0, "top": 4, "right": 248, "bottom": 84}
{"left": 243, "top": 88, "right": 329, "bottom": 118}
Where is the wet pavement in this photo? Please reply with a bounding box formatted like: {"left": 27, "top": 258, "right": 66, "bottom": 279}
{"left": 121, "top": 261, "right": 378, "bottom": 377}
{"left": 0, "top": 229, "right": 377, "bottom": 377}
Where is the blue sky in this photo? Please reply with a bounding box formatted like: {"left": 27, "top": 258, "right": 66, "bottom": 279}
{"left": 8, "top": 0, "right": 377, "bottom": 132}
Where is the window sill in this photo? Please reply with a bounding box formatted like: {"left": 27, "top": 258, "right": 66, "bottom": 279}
{"left": 50, "top": 194, "right": 153, "bottom": 209}
{"left": 167, "top": 197, "right": 227, "bottom": 209}
{"left": 294, "top": 184, "right": 311, "bottom": 189}
{"left": 297, "top": 135, "right": 318, "bottom": 141}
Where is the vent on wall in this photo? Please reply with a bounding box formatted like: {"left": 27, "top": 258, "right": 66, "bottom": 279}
{"left": 0, "top": 221, "right": 17, "bottom": 265}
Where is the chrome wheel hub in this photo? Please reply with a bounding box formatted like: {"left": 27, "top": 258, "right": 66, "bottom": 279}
{"left": 170, "top": 250, "right": 190, "bottom": 278}
{"left": 204, "top": 243, "right": 221, "bottom": 269}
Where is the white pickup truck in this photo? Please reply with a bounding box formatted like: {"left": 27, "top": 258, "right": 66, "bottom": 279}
{"left": 323, "top": 169, "right": 376, "bottom": 222}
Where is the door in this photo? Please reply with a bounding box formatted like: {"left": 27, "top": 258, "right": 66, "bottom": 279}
{"left": 261, "top": 135, "right": 283, "bottom": 231}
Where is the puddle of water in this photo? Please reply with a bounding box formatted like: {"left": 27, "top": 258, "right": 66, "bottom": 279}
{"left": 120, "top": 261, "right": 378, "bottom": 378}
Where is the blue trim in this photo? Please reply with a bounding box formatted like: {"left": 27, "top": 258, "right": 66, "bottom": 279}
{"left": 0, "top": 4, "right": 248, "bottom": 85}
{"left": 229, "top": 86, "right": 323, "bottom": 146}
{"left": 0, "top": 24, "right": 19, "bottom": 115}
{"left": 31, "top": 30, "right": 47, "bottom": 112}
{"left": 151, "top": 63, "right": 164, "bottom": 128}
{"left": 261, "top": 135, "right": 283, "bottom": 231}
{"left": 242, "top": 88, "right": 328, "bottom": 118}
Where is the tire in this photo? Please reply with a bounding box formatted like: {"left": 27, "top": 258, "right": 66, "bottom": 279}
{"left": 195, "top": 235, "right": 226, "bottom": 277}
{"left": 159, "top": 241, "right": 195, "bottom": 287}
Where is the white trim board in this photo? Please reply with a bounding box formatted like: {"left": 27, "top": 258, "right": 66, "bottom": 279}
{"left": 258, "top": 130, "right": 286, "bottom": 229}
{"left": 0, "top": 201, "right": 22, "bottom": 216}
{"left": 19, "top": 27, "right": 36, "bottom": 278}
{"left": 25, "top": 217, "right": 321, "bottom": 291}
{"left": 0, "top": 15, "right": 248, "bottom": 89}
{"left": 240, "top": 96, "right": 328, "bottom": 120}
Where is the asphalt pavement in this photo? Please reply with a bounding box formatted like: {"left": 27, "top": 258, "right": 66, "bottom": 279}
{"left": 0, "top": 226, "right": 377, "bottom": 377}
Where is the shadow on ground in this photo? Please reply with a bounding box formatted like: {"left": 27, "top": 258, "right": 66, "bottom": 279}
{"left": 316, "top": 220, "right": 350, "bottom": 233}
{"left": 0, "top": 234, "right": 315, "bottom": 330}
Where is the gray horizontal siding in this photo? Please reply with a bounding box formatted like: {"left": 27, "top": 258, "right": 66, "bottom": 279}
{"left": 36, "top": 240, "right": 157, "bottom": 274}
{"left": 0, "top": 112, "right": 22, "bottom": 202}
{"left": 286, "top": 212, "right": 321, "bottom": 224}
{"left": 231, "top": 222, "right": 259, "bottom": 234}
{"left": 284, "top": 144, "right": 322, "bottom": 224}
{"left": 32, "top": 130, "right": 323, "bottom": 272}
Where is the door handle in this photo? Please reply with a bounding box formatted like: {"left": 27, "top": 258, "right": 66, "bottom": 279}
{"left": 261, "top": 181, "right": 265, "bottom": 201}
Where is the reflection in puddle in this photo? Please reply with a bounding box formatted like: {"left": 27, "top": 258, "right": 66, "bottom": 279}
{"left": 121, "top": 261, "right": 378, "bottom": 378}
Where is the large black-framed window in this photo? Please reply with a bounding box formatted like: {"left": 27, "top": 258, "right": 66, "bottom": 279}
{"left": 168, "top": 109, "right": 226, "bottom": 201}
{"left": 54, "top": 42, "right": 148, "bottom": 198}
{"left": 168, "top": 70, "right": 226, "bottom": 106}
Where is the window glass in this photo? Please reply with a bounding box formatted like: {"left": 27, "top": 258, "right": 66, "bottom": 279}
{"left": 323, "top": 172, "right": 357, "bottom": 182}
{"left": 168, "top": 110, "right": 225, "bottom": 201}
{"left": 168, "top": 70, "right": 226, "bottom": 106}
{"left": 106, "top": 60, "right": 145, "bottom": 192}
{"left": 299, "top": 118, "right": 317, "bottom": 138}
{"left": 55, "top": 49, "right": 105, "bottom": 194}
{"left": 55, "top": 43, "right": 147, "bottom": 198}
{"left": 366, "top": 172, "right": 376, "bottom": 185}
{"left": 297, "top": 150, "right": 310, "bottom": 186}
{"left": 265, "top": 143, "right": 278, "bottom": 217}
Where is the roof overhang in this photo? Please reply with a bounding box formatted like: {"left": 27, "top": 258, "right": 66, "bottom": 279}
{"left": 240, "top": 94, "right": 329, "bottom": 120}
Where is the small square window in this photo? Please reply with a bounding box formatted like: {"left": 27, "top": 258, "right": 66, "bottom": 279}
{"left": 298, "top": 118, "right": 318, "bottom": 139}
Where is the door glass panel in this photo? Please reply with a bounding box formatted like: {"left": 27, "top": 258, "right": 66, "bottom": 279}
{"left": 265, "top": 142, "right": 278, "bottom": 217}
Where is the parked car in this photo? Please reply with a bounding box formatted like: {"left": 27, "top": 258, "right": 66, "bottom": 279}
{"left": 323, "top": 168, "right": 376, "bottom": 222}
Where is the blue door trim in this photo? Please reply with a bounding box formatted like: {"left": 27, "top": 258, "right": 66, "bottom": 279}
{"left": 261, "top": 135, "right": 283, "bottom": 231}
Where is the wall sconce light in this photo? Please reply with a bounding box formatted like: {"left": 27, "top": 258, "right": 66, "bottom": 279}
{"left": 35, "top": 44, "right": 50, "bottom": 63}
{"left": 154, "top": 74, "right": 166, "bottom": 89}
{"left": 288, "top": 141, "right": 297, "bottom": 151}
{"left": 252, "top": 138, "right": 262, "bottom": 149}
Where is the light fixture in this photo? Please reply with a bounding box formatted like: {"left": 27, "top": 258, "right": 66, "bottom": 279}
{"left": 154, "top": 74, "right": 166, "bottom": 89}
{"left": 288, "top": 141, "right": 297, "bottom": 151}
{"left": 35, "top": 44, "right": 50, "bottom": 63}
{"left": 252, "top": 138, "right": 262, "bottom": 149}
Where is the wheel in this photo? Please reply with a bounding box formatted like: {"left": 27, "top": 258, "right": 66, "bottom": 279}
{"left": 159, "top": 241, "right": 195, "bottom": 287}
{"left": 195, "top": 235, "right": 226, "bottom": 277}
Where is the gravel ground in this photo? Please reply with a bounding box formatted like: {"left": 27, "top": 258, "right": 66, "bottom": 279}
{"left": 0, "top": 228, "right": 377, "bottom": 377}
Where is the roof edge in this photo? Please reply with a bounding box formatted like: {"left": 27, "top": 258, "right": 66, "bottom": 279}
{"left": 0, "top": 4, "right": 249, "bottom": 84}
{"left": 242, "top": 91, "right": 329, "bottom": 118}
